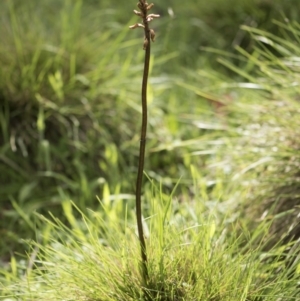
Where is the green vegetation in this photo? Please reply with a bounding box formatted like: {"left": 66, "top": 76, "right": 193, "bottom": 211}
{"left": 1, "top": 0, "right": 300, "bottom": 300}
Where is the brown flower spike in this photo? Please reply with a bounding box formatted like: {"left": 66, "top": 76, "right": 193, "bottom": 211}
{"left": 129, "top": 1, "right": 160, "bottom": 49}
{"left": 129, "top": 0, "right": 159, "bottom": 286}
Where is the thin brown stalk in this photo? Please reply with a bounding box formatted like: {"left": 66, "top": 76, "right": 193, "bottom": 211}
{"left": 129, "top": 0, "right": 160, "bottom": 285}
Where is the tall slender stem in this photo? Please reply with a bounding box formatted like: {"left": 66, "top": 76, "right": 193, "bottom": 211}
{"left": 135, "top": 24, "right": 151, "bottom": 283}
{"left": 129, "top": 0, "right": 159, "bottom": 286}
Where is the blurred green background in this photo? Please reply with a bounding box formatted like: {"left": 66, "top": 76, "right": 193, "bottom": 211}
{"left": 1, "top": 0, "right": 300, "bottom": 264}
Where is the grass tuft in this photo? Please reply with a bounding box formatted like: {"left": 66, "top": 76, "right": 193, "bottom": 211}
{"left": 2, "top": 186, "right": 300, "bottom": 300}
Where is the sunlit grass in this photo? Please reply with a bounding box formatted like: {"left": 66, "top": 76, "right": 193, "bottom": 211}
{"left": 0, "top": 0, "right": 184, "bottom": 256}
{"left": 174, "top": 20, "right": 300, "bottom": 246}
{"left": 2, "top": 183, "right": 299, "bottom": 301}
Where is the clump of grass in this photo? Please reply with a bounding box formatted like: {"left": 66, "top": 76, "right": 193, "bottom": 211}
{"left": 214, "top": 20, "right": 300, "bottom": 245}
{"left": 175, "top": 19, "right": 300, "bottom": 247}
{"left": 0, "top": 0, "right": 179, "bottom": 258}
{"left": 2, "top": 186, "right": 300, "bottom": 301}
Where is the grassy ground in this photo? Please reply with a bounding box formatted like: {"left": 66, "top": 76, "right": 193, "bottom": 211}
{"left": 1, "top": 0, "right": 300, "bottom": 300}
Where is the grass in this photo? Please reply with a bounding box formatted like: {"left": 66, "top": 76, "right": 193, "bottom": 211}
{"left": 0, "top": 0, "right": 180, "bottom": 256}
{"left": 175, "top": 19, "right": 300, "bottom": 246}
{"left": 1, "top": 0, "right": 300, "bottom": 300}
{"left": 1, "top": 191, "right": 300, "bottom": 301}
